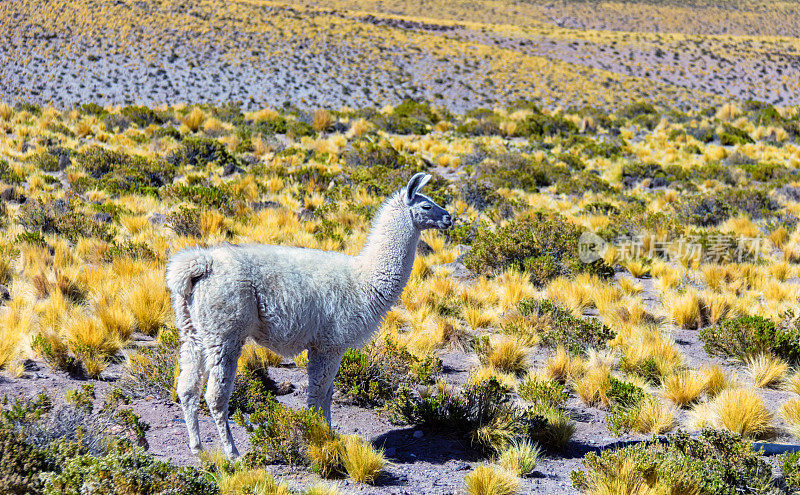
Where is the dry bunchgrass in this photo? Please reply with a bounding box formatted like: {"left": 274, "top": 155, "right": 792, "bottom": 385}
{"left": 339, "top": 435, "right": 386, "bottom": 484}
{"left": 636, "top": 396, "right": 676, "bottom": 434}
{"left": 543, "top": 346, "right": 584, "bottom": 383}
{"left": 662, "top": 371, "right": 706, "bottom": 408}
{"left": 781, "top": 399, "right": 800, "bottom": 438}
{"left": 0, "top": 301, "right": 30, "bottom": 371}
{"left": 183, "top": 107, "right": 206, "bottom": 132}
{"left": 485, "top": 337, "right": 528, "bottom": 375}
{"left": 712, "top": 388, "right": 773, "bottom": 438}
{"left": 464, "top": 465, "right": 520, "bottom": 495}
{"left": 497, "top": 440, "right": 540, "bottom": 477}
{"left": 662, "top": 289, "right": 707, "bottom": 329}
{"left": 746, "top": 353, "right": 788, "bottom": 388}
{"left": 217, "top": 468, "right": 291, "bottom": 495}
{"left": 700, "top": 364, "right": 734, "bottom": 398}
{"left": 239, "top": 343, "right": 283, "bottom": 372}
{"left": 127, "top": 271, "right": 171, "bottom": 335}
{"left": 572, "top": 366, "right": 611, "bottom": 407}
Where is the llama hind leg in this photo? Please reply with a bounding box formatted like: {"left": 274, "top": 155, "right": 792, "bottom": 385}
{"left": 307, "top": 349, "right": 342, "bottom": 427}
{"left": 205, "top": 343, "right": 242, "bottom": 459}
{"left": 177, "top": 340, "right": 207, "bottom": 455}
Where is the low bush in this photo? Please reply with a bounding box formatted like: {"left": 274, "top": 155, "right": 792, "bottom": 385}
{"left": 336, "top": 339, "right": 440, "bottom": 407}
{"left": 235, "top": 396, "right": 331, "bottom": 467}
{"left": 463, "top": 212, "right": 614, "bottom": 286}
{"left": 76, "top": 145, "right": 173, "bottom": 195}
{"left": 166, "top": 137, "right": 240, "bottom": 171}
{"left": 679, "top": 188, "right": 777, "bottom": 227}
{"left": 699, "top": 314, "right": 800, "bottom": 362}
{"left": 119, "top": 327, "right": 181, "bottom": 400}
{"left": 571, "top": 429, "right": 775, "bottom": 495}
{"left": 388, "top": 378, "right": 560, "bottom": 454}
{"left": 516, "top": 299, "right": 615, "bottom": 354}
{"left": 18, "top": 198, "right": 115, "bottom": 243}
{"left": 42, "top": 446, "right": 217, "bottom": 495}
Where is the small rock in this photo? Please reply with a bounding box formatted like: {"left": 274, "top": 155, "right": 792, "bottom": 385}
{"left": 0, "top": 284, "right": 9, "bottom": 301}
{"left": 412, "top": 430, "right": 423, "bottom": 439}
{"left": 455, "top": 462, "right": 470, "bottom": 471}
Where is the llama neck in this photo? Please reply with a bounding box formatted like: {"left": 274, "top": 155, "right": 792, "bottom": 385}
{"left": 356, "top": 194, "right": 420, "bottom": 318}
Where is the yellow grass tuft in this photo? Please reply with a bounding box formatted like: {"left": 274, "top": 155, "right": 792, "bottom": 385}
{"left": 661, "top": 371, "right": 706, "bottom": 408}
{"left": 312, "top": 109, "right": 333, "bottom": 132}
{"left": 662, "top": 289, "right": 707, "bottom": 329}
{"left": 218, "top": 468, "right": 291, "bottom": 495}
{"left": 637, "top": 396, "right": 676, "bottom": 434}
{"left": 183, "top": 107, "right": 206, "bottom": 132}
{"left": 485, "top": 337, "right": 528, "bottom": 375}
{"left": 0, "top": 301, "right": 30, "bottom": 371}
{"left": 700, "top": 364, "right": 734, "bottom": 398}
{"left": 543, "top": 346, "right": 584, "bottom": 383}
{"left": 713, "top": 388, "right": 773, "bottom": 438}
{"left": 127, "top": 271, "right": 171, "bottom": 335}
{"left": 238, "top": 343, "right": 282, "bottom": 372}
{"left": 340, "top": 435, "right": 386, "bottom": 484}
{"left": 747, "top": 353, "right": 788, "bottom": 388}
{"left": 572, "top": 366, "right": 611, "bottom": 407}
{"left": 497, "top": 440, "right": 541, "bottom": 477}
{"left": 781, "top": 399, "right": 800, "bottom": 438}
{"left": 464, "top": 465, "right": 520, "bottom": 495}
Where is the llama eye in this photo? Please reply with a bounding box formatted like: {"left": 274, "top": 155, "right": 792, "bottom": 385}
{"left": 421, "top": 204, "right": 432, "bottom": 210}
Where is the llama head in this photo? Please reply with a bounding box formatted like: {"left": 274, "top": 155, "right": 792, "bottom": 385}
{"left": 403, "top": 172, "right": 452, "bottom": 231}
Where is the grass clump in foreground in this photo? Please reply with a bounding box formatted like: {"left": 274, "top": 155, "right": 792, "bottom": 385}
{"left": 0, "top": 390, "right": 214, "bottom": 495}
{"left": 233, "top": 396, "right": 386, "bottom": 484}
{"left": 465, "top": 465, "right": 520, "bottom": 495}
{"left": 571, "top": 430, "right": 777, "bottom": 495}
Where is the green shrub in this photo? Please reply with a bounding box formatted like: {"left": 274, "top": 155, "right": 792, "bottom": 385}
{"left": 516, "top": 298, "right": 615, "bottom": 354}
{"left": 235, "top": 397, "right": 331, "bottom": 467}
{"left": 17, "top": 199, "right": 115, "bottom": 243}
{"left": 166, "top": 137, "right": 239, "bottom": 170}
{"left": 42, "top": 446, "right": 217, "bottom": 495}
{"left": 571, "top": 429, "right": 775, "bottom": 495}
{"left": 166, "top": 206, "right": 201, "bottom": 238}
{"left": 680, "top": 188, "right": 777, "bottom": 227}
{"left": 389, "top": 378, "right": 535, "bottom": 454}
{"left": 64, "top": 384, "right": 95, "bottom": 412}
{"left": 336, "top": 339, "right": 440, "bottom": 407}
{"left": 781, "top": 451, "right": 800, "bottom": 492}
{"left": 474, "top": 152, "right": 564, "bottom": 192}
{"left": 699, "top": 314, "right": 800, "bottom": 362}
{"left": 119, "top": 327, "right": 181, "bottom": 400}
{"left": 120, "top": 105, "right": 164, "bottom": 127}
{"left": 555, "top": 171, "right": 613, "bottom": 195}
{"left": 76, "top": 146, "right": 173, "bottom": 195}
{"left": 163, "top": 185, "right": 236, "bottom": 213}
{"left": 463, "top": 212, "right": 613, "bottom": 285}
{"left": 0, "top": 427, "right": 52, "bottom": 494}
{"left": 0, "top": 160, "right": 25, "bottom": 184}
{"left": 718, "top": 123, "right": 754, "bottom": 145}
{"left": 518, "top": 375, "right": 567, "bottom": 409}
{"left": 228, "top": 368, "right": 274, "bottom": 415}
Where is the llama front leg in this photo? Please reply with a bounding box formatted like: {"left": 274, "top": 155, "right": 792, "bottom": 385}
{"left": 205, "top": 344, "right": 242, "bottom": 459}
{"left": 307, "top": 348, "right": 342, "bottom": 426}
{"left": 177, "top": 340, "right": 207, "bottom": 455}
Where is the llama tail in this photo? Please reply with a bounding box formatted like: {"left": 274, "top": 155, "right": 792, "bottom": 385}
{"left": 166, "top": 248, "right": 213, "bottom": 338}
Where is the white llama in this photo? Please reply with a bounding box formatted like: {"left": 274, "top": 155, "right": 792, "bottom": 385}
{"left": 165, "top": 173, "right": 452, "bottom": 458}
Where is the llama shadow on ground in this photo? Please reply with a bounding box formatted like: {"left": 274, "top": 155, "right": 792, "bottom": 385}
{"left": 372, "top": 427, "right": 485, "bottom": 465}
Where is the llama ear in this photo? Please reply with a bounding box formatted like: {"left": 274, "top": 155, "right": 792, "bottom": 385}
{"left": 405, "top": 173, "right": 431, "bottom": 203}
